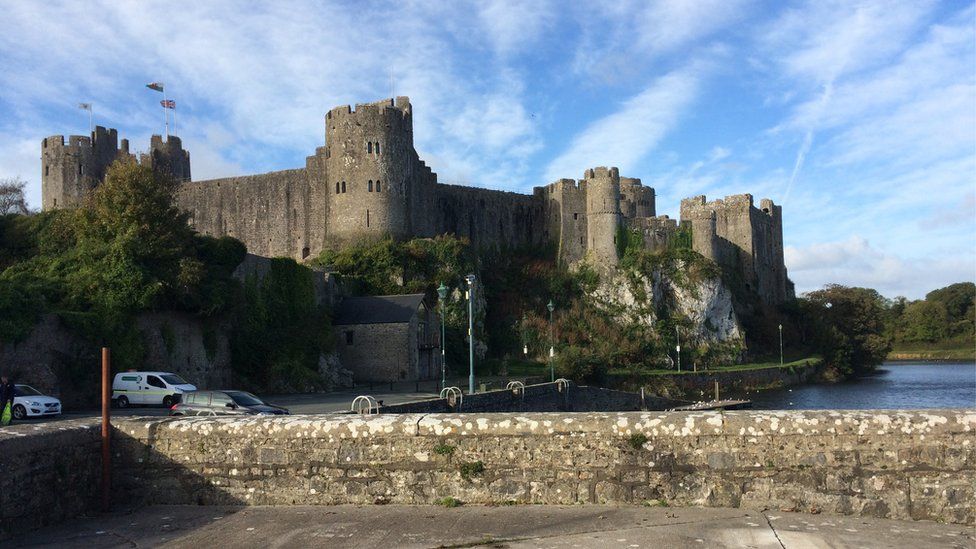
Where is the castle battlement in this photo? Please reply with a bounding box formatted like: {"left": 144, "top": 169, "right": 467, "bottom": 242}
{"left": 40, "top": 96, "right": 791, "bottom": 305}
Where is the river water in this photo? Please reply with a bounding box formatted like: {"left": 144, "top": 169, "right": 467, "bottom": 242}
{"left": 750, "top": 361, "right": 976, "bottom": 410}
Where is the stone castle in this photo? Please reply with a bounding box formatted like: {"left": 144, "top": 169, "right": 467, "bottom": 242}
{"left": 41, "top": 97, "right": 791, "bottom": 305}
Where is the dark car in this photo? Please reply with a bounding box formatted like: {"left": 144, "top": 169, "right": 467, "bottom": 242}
{"left": 169, "top": 390, "right": 289, "bottom": 416}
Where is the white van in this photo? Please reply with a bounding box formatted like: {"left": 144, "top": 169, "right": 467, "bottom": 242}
{"left": 112, "top": 372, "right": 197, "bottom": 408}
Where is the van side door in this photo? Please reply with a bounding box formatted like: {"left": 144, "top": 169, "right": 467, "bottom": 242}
{"left": 145, "top": 375, "right": 167, "bottom": 405}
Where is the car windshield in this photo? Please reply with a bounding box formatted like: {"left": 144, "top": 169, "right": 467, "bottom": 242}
{"left": 161, "top": 374, "right": 189, "bottom": 385}
{"left": 14, "top": 385, "right": 42, "bottom": 396}
{"left": 227, "top": 392, "right": 264, "bottom": 406}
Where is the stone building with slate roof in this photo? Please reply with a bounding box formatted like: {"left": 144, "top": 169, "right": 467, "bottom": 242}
{"left": 332, "top": 293, "right": 440, "bottom": 383}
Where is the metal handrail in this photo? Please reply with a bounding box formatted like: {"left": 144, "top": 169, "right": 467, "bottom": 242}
{"left": 555, "top": 378, "right": 572, "bottom": 393}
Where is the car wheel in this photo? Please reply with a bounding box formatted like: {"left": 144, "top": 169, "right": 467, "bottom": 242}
{"left": 163, "top": 396, "right": 174, "bottom": 407}
{"left": 117, "top": 396, "right": 129, "bottom": 409}
{"left": 12, "top": 404, "right": 27, "bottom": 421}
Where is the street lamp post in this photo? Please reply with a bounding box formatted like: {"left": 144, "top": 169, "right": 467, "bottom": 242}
{"left": 465, "top": 274, "right": 476, "bottom": 394}
{"left": 437, "top": 283, "right": 448, "bottom": 390}
{"left": 675, "top": 326, "right": 681, "bottom": 373}
{"left": 547, "top": 300, "right": 555, "bottom": 382}
{"left": 522, "top": 313, "right": 529, "bottom": 358}
{"left": 778, "top": 324, "right": 783, "bottom": 367}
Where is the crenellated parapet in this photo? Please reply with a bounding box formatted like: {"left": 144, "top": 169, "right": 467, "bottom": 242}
{"left": 323, "top": 97, "right": 415, "bottom": 245}
{"left": 38, "top": 97, "right": 790, "bottom": 303}
{"left": 680, "top": 194, "right": 790, "bottom": 304}
{"left": 41, "top": 126, "right": 134, "bottom": 210}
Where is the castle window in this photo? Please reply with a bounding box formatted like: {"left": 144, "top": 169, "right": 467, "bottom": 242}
{"left": 366, "top": 209, "right": 370, "bottom": 228}
{"left": 376, "top": 180, "right": 381, "bottom": 192}
{"left": 342, "top": 181, "right": 346, "bottom": 193}
{"left": 573, "top": 213, "right": 578, "bottom": 220}
{"left": 368, "top": 180, "right": 373, "bottom": 192}
{"left": 336, "top": 182, "right": 340, "bottom": 194}
{"left": 44, "top": 165, "right": 49, "bottom": 176}
{"left": 302, "top": 247, "right": 310, "bottom": 259}
{"left": 580, "top": 237, "right": 583, "bottom": 245}
{"left": 376, "top": 142, "right": 380, "bottom": 155}
{"left": 367, "top": 142, "right": 372, "bottom": 153}
{"left": 78, "top": 163, "right": 83, "bottom": 175}
{"left": 53, "top": 199, "right": 57, "bottom": 207}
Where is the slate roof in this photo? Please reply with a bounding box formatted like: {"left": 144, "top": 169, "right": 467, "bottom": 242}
{"left": 333, "top": 294, "right": 427, "bottom": 326}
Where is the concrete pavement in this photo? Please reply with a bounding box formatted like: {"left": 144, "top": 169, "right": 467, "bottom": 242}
{"left": 9, "top": 504, "right": 973, "bottom": 548}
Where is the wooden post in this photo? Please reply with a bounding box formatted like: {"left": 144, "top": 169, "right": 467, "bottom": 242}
{"left": 101, "top": 347, "right": 111, "bottom": 512}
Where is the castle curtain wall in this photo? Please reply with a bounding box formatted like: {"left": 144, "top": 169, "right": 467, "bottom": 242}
{"left": 176, "top": 168, "right": 324, "bottom": 260}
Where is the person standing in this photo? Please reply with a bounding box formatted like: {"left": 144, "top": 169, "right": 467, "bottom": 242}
{"left": 0, "top": 376, "right": 14, "bottom": 426}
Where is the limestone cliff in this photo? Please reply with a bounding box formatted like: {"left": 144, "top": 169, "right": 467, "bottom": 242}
{"left": 590, "top": 256, "right": 743, "bottom": 363}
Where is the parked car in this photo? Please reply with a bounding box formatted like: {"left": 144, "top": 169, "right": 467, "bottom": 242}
{"left": 112, "top": 371, "right": 197, "bottom": 408}
{"left": 11, "top": 384, "right": 62, "bottom": 420}
{"left": 169, "top": 390, "right": 290, "bottom": 416}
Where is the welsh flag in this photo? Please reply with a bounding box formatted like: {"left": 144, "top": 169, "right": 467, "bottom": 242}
{"left": 146, "top": 82, "right": 164, "bottom": 92}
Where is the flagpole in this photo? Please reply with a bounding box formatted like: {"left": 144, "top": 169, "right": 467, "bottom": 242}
{"left": 174, "top": 103, "right": 178, "bottom": 137}
{"left": 163, "top": 87, "right": 169, "bottom": 138}
{"left": 89, "top": 106, "right": 93, "bottom": 134}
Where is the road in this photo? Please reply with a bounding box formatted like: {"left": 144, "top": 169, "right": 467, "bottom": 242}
{"left": 16, "top": 384, "right": 443, "bottom": 424}
{"left": 8, "top": 504, "right": 972, "bottom": 548}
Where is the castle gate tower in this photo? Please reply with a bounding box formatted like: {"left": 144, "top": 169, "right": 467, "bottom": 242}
{"left": 41, "top": 127, "right": 130, "bottom": 210}
{"left": 584, "top": 167, "right": 622, "bottom": 267}
{"left": 324, "top": 97, "right": 414, "bottom": 245}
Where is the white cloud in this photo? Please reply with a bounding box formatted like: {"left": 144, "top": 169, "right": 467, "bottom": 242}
{"left": 543, "top": 66, "right": 703, "bottom": 181}
{"left": 0, "top": 136, "right": 41, "bottom": 209}
{"left": 477, "top": 0, "right": 556, "bottom": 57}
{"left": 786, "top": 236, "right": 974, "bottom": 299}
{"left": 0, "top": 0, "right": 545, "bottom": 198}
{"left": 570, "top": 0, "right": 750, "bottom": 84}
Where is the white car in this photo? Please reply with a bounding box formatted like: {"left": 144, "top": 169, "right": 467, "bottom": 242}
{"left": 11, "top": 384, "right": 62, "bottom": 420}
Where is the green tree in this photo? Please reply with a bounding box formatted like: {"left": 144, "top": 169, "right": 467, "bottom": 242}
{"left": 898, "top": 300, "right": 949, "bottom": 343}
{"left": 801, "top": 285, "right": 892, "bottom": 378}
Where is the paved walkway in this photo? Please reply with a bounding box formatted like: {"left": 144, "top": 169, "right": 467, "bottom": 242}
{"left": 10, "top": 505, "right": 973, "bottom": 548}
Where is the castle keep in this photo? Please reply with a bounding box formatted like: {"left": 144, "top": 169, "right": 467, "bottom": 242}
{"left": 41, "top": 97, "right": 791, "bottom": 305}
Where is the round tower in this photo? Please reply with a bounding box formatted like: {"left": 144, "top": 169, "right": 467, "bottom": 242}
{"left": 584, "top": 167, "right": 622, "bottom": 267}
{"left": 324, "top": 97, "right": 413, "bottom": 245}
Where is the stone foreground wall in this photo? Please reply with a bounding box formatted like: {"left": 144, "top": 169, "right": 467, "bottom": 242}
{"left": 112, "top": 410, "right": 975, "bottom": 524}
{"left": 0, "top": 420, "right": 102, "bottom": 540}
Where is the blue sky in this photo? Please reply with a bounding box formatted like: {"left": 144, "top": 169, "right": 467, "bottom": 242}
{"left": 0, "top": 0, "right": 973, "bottom": 299}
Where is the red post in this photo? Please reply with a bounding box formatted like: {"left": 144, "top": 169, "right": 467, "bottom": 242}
{"left": 101, "top": 347, "right": 111, "bottom": 512}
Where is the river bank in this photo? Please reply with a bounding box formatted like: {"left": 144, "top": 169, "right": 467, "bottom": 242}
{"left": 609, "top": 358, "right": 826, "bottom": 400}
{"left": 887, "top": 349, "right": 975, "bottom": 361}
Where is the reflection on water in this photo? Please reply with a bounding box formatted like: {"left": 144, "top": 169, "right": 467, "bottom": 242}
{"left": 750, "top": 362, "right": 976, "bottom": 410}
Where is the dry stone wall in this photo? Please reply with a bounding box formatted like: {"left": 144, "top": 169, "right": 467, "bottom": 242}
{"left": 109, "top": 410, "right": 975, "bottom": 524}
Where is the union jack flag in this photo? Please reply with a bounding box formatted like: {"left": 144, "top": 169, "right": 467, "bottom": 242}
{"left": 160, "top": 99, "right": 176, "bottom": 109}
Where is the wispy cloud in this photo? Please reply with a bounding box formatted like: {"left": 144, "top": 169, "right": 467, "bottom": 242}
{"left": 786, "top": 236, "right": 973, "bottom": 299}
{"left": 543, "top": 66, "right": 705, "bottom": 181}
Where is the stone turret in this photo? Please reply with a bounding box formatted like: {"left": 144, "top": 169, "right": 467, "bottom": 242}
{"left": 680, "top": 194, "right": 791, "bottom": 305}
{"left": 41, "top": 126, "right": 133, "bottom": 210}
{"left": 584, "top": 167, "right": 622, "bottom": 268}
{"left": 619, "top": 177, "right": 655, "bottom": 219}
{"left": 145, "top": 135, "right": 191, "bottom": 181}
{"left": 324, "top": 97, "right": 414, "bottom": 245}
